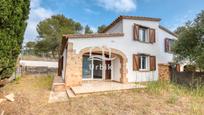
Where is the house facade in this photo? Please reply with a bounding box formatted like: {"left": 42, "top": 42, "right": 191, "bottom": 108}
{"left": 58, "top": 16, "right": 177, "bottom": 87}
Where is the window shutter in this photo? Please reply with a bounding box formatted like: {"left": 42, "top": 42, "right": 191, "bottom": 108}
{"left": 165, "top": 38, "right": 169, "bottom": 52}
{"left": 133, "top": 24, "right": 139, "bottom": 41}
{"left": 150, "top": 56, "right": 156, "bottom": 71}
{"left": 133, "top": 54, "right": 140, "bottom": 71}
{"left": 149, "top": 29, "right": 155, "bottom": 43}
{"left": 176, "top": 64, "right": 180, "bottom": 72}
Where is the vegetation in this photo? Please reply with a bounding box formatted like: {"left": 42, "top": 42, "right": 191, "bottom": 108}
{"left": 0, "top": 0, "right": 30, "bottom": 80}
{"left": 35, "top": 15, "right": 83, "bottom": 58}
{"left": 97, "top": 25, "right": 107, "bottom": 33}
{"left": 174, "top": 10, "right": 204, "bottom": 70}
{"left": 84, "top": 25, "right": 93, "bottom": 34}
{"left": 1, "top": 75, "right": 203, "bottom": 114}
{"left": 146, "top": 81, "right": 204, "bottom": 97}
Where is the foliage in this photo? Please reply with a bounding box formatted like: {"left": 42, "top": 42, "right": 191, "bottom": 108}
{"left": 26, "top": 41, "right": 36, "bottom": 49}
{"left": 184, "top": 65, "right": 196, "bottom": 72}
{"left": 97, "top": 25, "right": 107, "bottom": 33}
{"left": 35, "top": 15, "right": 83, "bottom": 58}
{"left": 85, "top": 25, "right": 93, "bottom": 34}
{"left": 173, "top": 11, "right": 204, "bottom": 70}
{"left": 0, "top": 0, "right": 30, "bottom": 80}
{"left": 146, "top": 81, "right": 204, "bottom": 97}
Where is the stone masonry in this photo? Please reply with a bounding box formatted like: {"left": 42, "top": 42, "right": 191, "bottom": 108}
{"left": 64, "top": 42, "right": 128, "bottom": 87}
{"left": 158, "top": 64, "right": 170, "bottom": 81}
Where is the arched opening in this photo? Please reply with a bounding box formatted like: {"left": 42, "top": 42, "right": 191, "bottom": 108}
{"left": 79, "top": 47, "right": 128, "bottom": 83}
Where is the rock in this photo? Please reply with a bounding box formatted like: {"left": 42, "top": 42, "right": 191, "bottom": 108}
{"left": 0, "top": 110, "right": 4, "bottom": 115}
{"left": 0, "top": 99, "right": 6, "bottom": 104}
{"left": 5, "top": 93, "right": 15, "bottom": 102}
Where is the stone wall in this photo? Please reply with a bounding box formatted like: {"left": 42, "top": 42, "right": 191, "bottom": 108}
{"left": 64, "top": 43, "right": 128, "bottom": 87}
{"left": 158, "top": 64, "right": 170, "bottom": 81}
{"left": 64, "top": 42, "right": 82, "bottom": 87}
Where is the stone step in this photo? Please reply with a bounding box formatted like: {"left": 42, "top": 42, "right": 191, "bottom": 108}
{"left": 52, "top": 83, "right": 65, "bottom": 92}
{"left": 66, "top": 89, "right": 76, "bottom": 98}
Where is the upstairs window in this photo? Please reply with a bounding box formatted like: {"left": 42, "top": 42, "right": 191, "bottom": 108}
{"left": 139, "top": 27, "right": 149, "bottom": 42}
{"left": 133, "top": 24, "right": 155, "bottom": 43}
{"left": 165, "top": 38, "right": 176, "bottom": 53}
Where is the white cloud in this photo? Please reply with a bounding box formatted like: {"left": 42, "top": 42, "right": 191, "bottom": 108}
{"left": 97, "top": 0, "right": 136, "bottom": 13}
{"left": 24, "top": 0, "right": 54, "bottom": 43}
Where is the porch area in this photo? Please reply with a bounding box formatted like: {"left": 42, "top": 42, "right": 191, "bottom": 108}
{"left": 66, "top": 80, "right": 146, "bottom": 98}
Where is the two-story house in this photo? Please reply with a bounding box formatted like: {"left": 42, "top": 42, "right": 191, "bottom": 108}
{"left": 57, "top": 16, "right": 177, "bottom": 87}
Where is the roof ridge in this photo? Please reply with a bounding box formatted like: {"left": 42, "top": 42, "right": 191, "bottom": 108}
{"left": 102, "top": 15, "right": 161, "bottom": 33}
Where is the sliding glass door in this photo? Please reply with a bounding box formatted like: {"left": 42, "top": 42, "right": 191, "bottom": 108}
{"left": 82, "top": 56, "right": 91, "bottom": 79}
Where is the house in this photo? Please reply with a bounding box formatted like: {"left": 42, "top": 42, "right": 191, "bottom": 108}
{"left": 57, "top": 16, "right": 178, "bottom": 88}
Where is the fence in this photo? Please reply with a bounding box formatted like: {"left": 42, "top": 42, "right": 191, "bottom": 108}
{"left": 21, "top": 66, "right": 57, "bottom": 75}
{"left": 171, "top": 69, "right": 204, "bottom": 87}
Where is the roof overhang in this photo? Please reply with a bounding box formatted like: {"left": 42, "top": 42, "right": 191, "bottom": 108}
{"left": 102, "top": 15, "right": 161, "bottom": 33}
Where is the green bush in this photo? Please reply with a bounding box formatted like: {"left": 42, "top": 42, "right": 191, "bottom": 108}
{"left": 0, "top": 0, "right": 30, "bottom": 80}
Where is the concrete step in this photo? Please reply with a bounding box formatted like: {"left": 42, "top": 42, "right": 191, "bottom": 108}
{"left": 66, "top": 89, "right": 76, "bottom": 98}
{"left": 52, "top": 83, "right": 65, "bottom": 92}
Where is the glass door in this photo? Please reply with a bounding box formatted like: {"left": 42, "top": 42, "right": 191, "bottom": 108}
{"left": 82, "top": 55, "right": 91, "bottom": 79}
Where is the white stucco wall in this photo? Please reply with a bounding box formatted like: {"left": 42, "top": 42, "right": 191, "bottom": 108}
{"left": 112, "top": 57, "right": 121, "bottom": 82}
{"left": 67, "top": 19, "right": 177, "bottom": 82}
{"left": 106, "top": 20, "right": 123, "bottom": 33}
{"left": 62, "top": 48, "right": 67, "bottom": 80}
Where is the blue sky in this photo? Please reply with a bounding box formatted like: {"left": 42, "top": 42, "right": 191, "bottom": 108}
{"left": 24, "top": 0, "right": 204, "bottom": 43}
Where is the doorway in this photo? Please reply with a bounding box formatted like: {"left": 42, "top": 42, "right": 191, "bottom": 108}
{"left": 105, "top": 60, "right": 111, "bottom": 79}
{"left": 93, "top": 60, "right": 103, "bottom": 79}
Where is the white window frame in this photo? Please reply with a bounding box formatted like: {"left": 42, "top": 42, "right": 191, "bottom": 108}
{"left": 139, "top": 27, "right": 149, "bottom": 42}
{"left": 139, "top": 55, "right": 149, "bottom": 71}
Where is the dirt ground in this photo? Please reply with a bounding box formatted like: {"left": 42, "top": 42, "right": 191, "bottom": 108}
{"left": 0, "top": 75, "right": 203, "bottom": 115}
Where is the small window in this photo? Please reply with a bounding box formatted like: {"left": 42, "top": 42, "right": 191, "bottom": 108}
{"left": 139, "top": 55, "right": 149, "bottom": 70}
{"left": 165, "top": 38, "right": 175, "bottom": 53}
{"left": 139, "top": 27, "right": 149, "bottom": 42}
{"left": 168, "top": 39, "right": 175, "bottom": 52}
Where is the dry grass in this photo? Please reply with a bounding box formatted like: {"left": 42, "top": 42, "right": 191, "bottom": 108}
{"left": 0, "top": 76, "right": 203, "bottom": 115}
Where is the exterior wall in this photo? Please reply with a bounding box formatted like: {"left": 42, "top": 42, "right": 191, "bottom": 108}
{"left": 66, "top": 19, "right": 177, "bottom": 83}
{"left": 106, "top": 20, "right": 123, "bottom": 33}
{"left": 62, "top": 48, "right": 67, "bottom": 80}
{"left": 64, "top": 42, "right": 82, "bottom": 87}
{"left": 64, "top": 45, "right": 128, "bottom": 86}
{"left": 158, "top": 64, "right": 170, "bottom": 80}
{"left": 112, "top": 57, "right": 121, "bottom": 82}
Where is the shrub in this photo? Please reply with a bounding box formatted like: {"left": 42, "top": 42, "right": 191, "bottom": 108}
{"left": 0, "top": 0, "right": 30, "bottom": 80}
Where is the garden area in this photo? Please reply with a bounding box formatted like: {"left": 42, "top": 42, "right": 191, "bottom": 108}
{"left": 0, "top": 75, "right": 203, "bottom": 115}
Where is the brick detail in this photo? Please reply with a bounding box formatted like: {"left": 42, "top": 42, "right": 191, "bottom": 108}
{"left": 158, "top": 64, "right": 170, "bottom": 80}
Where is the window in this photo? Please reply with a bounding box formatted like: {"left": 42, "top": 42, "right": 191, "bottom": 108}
{"left": 133, "top": 24, "right": 156, "bottom": 43}
{"left": 168, "top": 39, "right": 175, "bottom": 52}
{"left": 133, "top": 54, "right": 156, "bottom": 71}
{"left": 165, "top": 38, "right": 175, "bottom": 53}
{"left": 139, "top": 55, "right": 149, "bottom": 70}
{"left": 139, "top": 27, "right": 149, "bottom": 42}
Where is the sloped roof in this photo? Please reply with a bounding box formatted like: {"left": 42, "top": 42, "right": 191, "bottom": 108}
{"left": 63, "top": 33, "right": 124, "bottom": 39}
{"left": 102, "top": 15, "right": 161, "bottom": 33}
{"left": 159, "top": 25, "right": 177, "bottom": 37}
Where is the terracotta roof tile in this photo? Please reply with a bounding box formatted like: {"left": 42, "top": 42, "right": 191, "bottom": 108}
{"left": 103, "top": 15, "right": 161, "bottom": 33}
{"left": 63, "top": 33, "right": 124, "bottom": 39}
